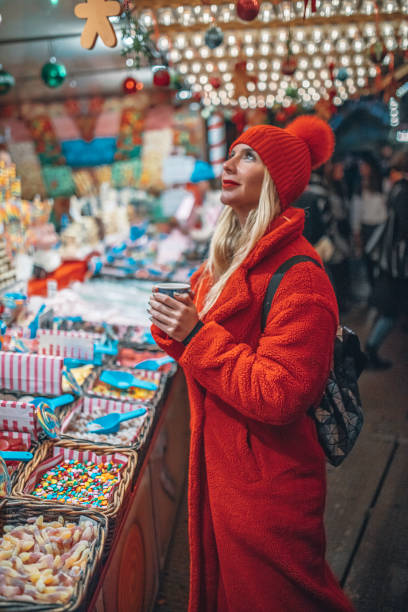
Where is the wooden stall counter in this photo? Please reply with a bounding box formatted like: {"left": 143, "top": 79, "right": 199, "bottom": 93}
{"left": 89, "top": 368, "right": 190, "bottom": 612}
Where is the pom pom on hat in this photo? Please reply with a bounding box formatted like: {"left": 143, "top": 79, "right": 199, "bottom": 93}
{"left": 230, "top": 115, "right": 335, "bottom": 210}
{"left": 286, "top": 115, "right": 335, "bottom": 169}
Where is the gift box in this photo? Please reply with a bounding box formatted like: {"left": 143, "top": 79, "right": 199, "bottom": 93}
{"left": 0, "top": 351, "right": 63, "bottom": 395}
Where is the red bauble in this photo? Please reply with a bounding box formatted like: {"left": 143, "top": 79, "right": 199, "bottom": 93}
{"left": 275, "top": 111, "right": 286, "bottom": 123}
{"left": 285, "top": 104, "right": 298, "bottom": 117}
{"left": 236, "top": 0, "right": 260, "bottom": 21}
{"left": 192, "top": 91, "right": 203, "bottom": 103}
{"left": 123, "top": 77, "right": 139, "bottom": 94}
{"left": 232, "top": 109, "right": 247, "bottom": 134}
{"left": 153, "top": 68, "right": 170, "bottom": 87}
{"left": 328, "top": 86, "right": 337, "bottom": 100}
{"left": 281, "top": 56, "right": 297, "bottom": 76}
{"left": 209, "top": 76, "right": 221, "bottom": 89}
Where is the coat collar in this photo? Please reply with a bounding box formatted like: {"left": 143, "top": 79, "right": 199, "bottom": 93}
{"left": 202, "top": 207, "right": 305, "bottom": 324}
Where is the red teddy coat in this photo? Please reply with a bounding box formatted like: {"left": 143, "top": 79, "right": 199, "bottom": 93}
{"left": 152, "top": 206, "right": 354, "bottom": 612}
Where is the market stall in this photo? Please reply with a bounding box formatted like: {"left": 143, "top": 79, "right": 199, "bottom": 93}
{"left": 0, "top": 272, "right": 191, "bottom": 611}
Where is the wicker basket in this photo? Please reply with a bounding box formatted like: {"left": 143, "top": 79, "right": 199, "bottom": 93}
{"left": 11, "top": 440, "right": 137, "bottom": 529}
{"left": 0, "top": 498, "right": 108, "bottom": 611}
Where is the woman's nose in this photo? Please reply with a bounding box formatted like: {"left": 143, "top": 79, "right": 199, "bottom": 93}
{"left": 223, "top": 156, "right": 235, "bottom": 172}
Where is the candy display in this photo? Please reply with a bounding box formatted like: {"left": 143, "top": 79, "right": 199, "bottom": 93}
{"left": 88, "top": 368, "right": 161, "bottom": 403}
{"left": 61, "top": 396, "right": 151, "bottom": 447}
{"left": 31, "top": 459, "right": 122, "bottom": 508}
{"left": 0, "top": 514, "right": 100, "bottom": 604}
{"left": 15, "top": 443, "right": 136, "bottom": 522}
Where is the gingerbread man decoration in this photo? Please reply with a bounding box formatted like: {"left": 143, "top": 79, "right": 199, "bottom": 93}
{"left": 74, "top": 0, "right": 121, "bottom": 49}
{"left": 232, "top": 61, "right": 258, "bottom": 99}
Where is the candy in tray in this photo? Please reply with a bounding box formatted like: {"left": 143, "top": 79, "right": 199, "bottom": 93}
{"left": 61, "top": 395, "right": 152, "bottom": 448}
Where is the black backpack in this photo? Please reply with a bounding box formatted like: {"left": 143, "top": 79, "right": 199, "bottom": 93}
{"left": 261, "top": 255, "right": 366, "bottom": 467}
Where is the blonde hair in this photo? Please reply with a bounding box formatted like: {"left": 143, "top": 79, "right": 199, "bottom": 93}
{"left": 199, "top": 169, "right": 281, "bottom": 317}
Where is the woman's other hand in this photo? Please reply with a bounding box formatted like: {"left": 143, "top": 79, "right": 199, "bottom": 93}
{"left": 149, "top": 291, "right": 200, "bottom": 342}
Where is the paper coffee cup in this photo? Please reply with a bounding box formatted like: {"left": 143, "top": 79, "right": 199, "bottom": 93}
{"left": 154, "top": 282, "right": 191, "bottom": 298}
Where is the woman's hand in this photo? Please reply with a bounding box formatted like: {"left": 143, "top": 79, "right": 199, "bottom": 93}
{"left": 148, "top": 291, "right": 200, "bottom": 342}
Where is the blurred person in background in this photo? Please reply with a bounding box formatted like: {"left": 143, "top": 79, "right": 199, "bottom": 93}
{"left": 351, "top": 154, "right": 388, "bottom": 297}
{"left": 364, "top": 149, "right": 408, "bottom": 369}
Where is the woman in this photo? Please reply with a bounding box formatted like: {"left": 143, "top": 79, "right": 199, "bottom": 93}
{"left": 149, "top": 117, "right": 354, "bottom": 612}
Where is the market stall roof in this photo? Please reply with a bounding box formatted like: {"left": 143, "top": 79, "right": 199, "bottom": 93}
{"left": 0, "top": 0, "right": 406, "bottom": 106}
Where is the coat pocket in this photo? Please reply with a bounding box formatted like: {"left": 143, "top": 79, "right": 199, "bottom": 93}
{"left": 236, "top": 421, "right": 263, "bottom": 483}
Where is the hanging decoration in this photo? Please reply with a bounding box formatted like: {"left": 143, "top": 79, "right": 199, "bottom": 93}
{"left": 368, "top": 2, "right": 387, "bottom": 65}
{"left": 122, "top": 76, "right": 140, "bottom": 94}
{"left": 120, "top": 1, "right": 161, "bottom": 68}
{"left": 281, "top": 57, "right": 297, "bottom": 76}
{"left": 286, "top": 86, "right": 299, "bottom": 99}
{"left": 192, "top": 91, "right": 203, "bottom": 104}
{"left": 281, "top": 30, "right": 297, "bottom": 76}
{"left": 303, "top": 0, "right": 317, "bottom": 17}
{"left": 236, "top": 0, "right": 260, "bottom": 21}
{"left": 153, "top": 67, "right": 170, "bottom": 87}
{"left": 275, "top": 111, "right": 287, "bottom": 123}
{"left": 41, "top": 60, "right": 67, "bottom": 88}
{"left": 336, "top": 68, "right": 349, "bottom": 82}
{"left": 204, "top": 26, "right": 224, "bottom": 50}
{"left": 232, "top": 61, "right": 258, "bottom": 98}
{"left": 327, "top": 61, "right": 338, "bottom": 107}
{"left": 209, "top": 76, "right": 222, "bottom": 90}
{"left": 0, "top": 68, "right": 15, "bottom": 95}
{"left": 231, "top": 109, "right": 247, "bottom": 135}
{"left": 368, "top": 40, "right": 387, "bottom": 65}
{"left": 314, "top": 61, "right": 337, "bottom": 120}
{"left": 74, "top": 0, "right": 121, "bottom": 50}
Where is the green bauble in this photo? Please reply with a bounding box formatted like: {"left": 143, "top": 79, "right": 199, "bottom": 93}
{"left": 41, "top": 62, "right": 67, "bottom": 88}
{"left": 0, "top": 69, "right": 15, "bottom": 95}
{"left": 286, "top": 86, "right": 298, "bottom": 99}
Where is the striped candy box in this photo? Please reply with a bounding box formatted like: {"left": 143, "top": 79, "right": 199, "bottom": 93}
{"left": 0, "top": 351, "right": 63, "bottom": 395}
{"left": 0, "top": 401, "right": 37, "bottom": 437}
{"left": 37, "top": 329, "right": 101, "bottom": 360}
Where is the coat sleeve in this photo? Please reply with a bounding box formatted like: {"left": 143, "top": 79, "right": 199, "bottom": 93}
{"left": 178, "top": 288, "right": 338, "bottom": 426}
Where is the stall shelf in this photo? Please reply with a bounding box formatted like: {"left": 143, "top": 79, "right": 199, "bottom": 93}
{"left": 88, "top": 367, "right": 190, "bottom": 612}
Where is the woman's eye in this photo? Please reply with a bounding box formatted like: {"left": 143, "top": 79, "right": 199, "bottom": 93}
{"left": 244, "top": 151, "right": 255, "bottom": 160}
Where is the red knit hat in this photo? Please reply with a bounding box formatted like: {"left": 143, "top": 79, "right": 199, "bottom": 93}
{"left": 230, "top": 116, "right": 335, "bottom": 210}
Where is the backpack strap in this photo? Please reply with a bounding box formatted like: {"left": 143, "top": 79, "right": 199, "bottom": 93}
{"left": 261, "top": 255, "right": 322, "bottom": 333}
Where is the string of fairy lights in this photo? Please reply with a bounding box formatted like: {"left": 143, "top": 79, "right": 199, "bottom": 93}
{"left": 128, "top": 0, "right": 407, "bottom": 108}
